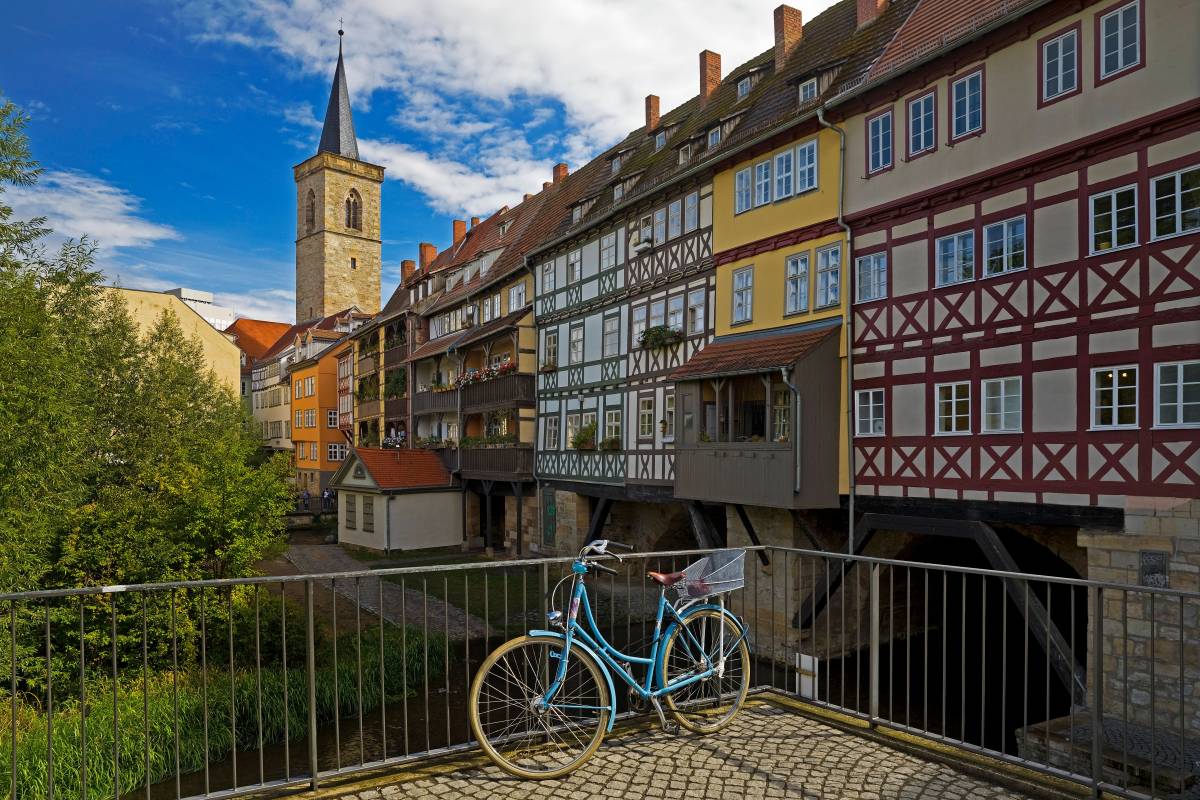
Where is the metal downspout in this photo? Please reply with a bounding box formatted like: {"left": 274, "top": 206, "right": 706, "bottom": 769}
{"left": 780, "top": 367, "right": 800, "bottom": 494}
{"left": 817, "top": 106, "right": 855, "bottom": 555}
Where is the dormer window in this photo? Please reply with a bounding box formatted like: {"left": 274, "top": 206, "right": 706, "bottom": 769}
{"left": 613, "top": 183, "right": 624, "bottom": 203}
{"left": 655, "top": 131, "right": 667, "bottom": 151}
{"left": 799, "top": 78, "right": 818, "bottom": 104}
{"left": 708, "top": 128, "right": 721, "bottom": 149}
{"left": 737, "top": 76, "right": 751, "bottom": 99}
{"left": 499, "top": 220, "right": 511, "bottom": 236}
{"left": 572, "top": 205, "right": 583, "bottom": 223}
{"left": 610, "top": 155, "right": 622, "bottom": 175}
{"left": 678, "top": 144, "right": 692, "bottom": 165}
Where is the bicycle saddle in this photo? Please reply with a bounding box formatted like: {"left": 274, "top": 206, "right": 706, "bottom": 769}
{"left": 647, "top": 570, "right": 684, "bottom": 587}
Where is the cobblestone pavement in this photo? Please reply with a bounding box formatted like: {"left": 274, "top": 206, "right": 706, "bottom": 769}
{"left": 327, "top": 703, "right": 1036, "bottom": 799}
{"left": 285, "top": 545, "right": 489, "bottom": 640}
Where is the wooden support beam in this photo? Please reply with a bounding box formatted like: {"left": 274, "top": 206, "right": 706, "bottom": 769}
{"left": 795, "top": 515, "right": 875, "bottom": 630}
{"left": 584, "top": 496, "right": 612, "bottom": 545}
{"left": 734, "top": 504, "right": 770, "bottom": 566}
{"left": 685, "top": 501, "right": 721, "bottom": 550}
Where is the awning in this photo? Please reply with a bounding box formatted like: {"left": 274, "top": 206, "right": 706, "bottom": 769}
{"left": 668, "top": 324, "right": 838, "bottom": 382}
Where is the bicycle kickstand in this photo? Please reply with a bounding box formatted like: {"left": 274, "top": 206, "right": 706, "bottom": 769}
{"left": 649, "top": 696, "right": 680, "bottom": 735}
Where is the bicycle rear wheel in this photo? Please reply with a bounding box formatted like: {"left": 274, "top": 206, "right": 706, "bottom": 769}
{"left": 469, "top": 634, "right": 610, "bottom": 779}
{"left": 660, "top": 608, "right": 750, "bottom": 733}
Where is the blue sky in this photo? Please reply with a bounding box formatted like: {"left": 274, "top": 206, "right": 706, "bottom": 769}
{"left": 4, "top": 0, "right": 835, "bottom": 322}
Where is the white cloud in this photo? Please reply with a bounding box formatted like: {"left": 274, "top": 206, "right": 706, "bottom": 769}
{"left": 186, "top": 0, "right": 838, "bottom": 216}
{"left": 216, "top": 288, "right": 296, "bottom": 323}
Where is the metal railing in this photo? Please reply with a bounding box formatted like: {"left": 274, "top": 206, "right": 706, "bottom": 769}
{"left": 0, "top": 546, "right": 1195, "bottom": 799}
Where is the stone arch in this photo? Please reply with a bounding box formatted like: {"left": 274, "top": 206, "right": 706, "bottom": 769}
{"left": 345, "top": 189, "right": 362, "bottom": 230}
{"left": 304, "top": 189, "right": 316, "bottom": 233}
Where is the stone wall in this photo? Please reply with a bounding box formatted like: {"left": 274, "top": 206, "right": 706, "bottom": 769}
{"left": 501, "top": 493, "right": 539, "bottom": 554}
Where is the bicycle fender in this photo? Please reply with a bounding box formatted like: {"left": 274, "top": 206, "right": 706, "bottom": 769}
{"left": 654, "top": 605, "right": 748, "bottom": 689}
{"left": 529, "top": 630, "right": 618, "bottom": 732}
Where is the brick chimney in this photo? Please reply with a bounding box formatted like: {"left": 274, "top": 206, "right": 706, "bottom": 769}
{"left": 645, "top": 94, "right": 660, "bottom": 130}
{"left": 401, "top": 258, "right": 416, "bottom": 282}
{"left": 419, "top": 242, "right": 437, "bottom": 269}
{"left": 542, "top": 181, "right": 551, "bottom": 190}
{"left": 470, "top": 216, "right": 480, "bottom": 228}
{"left": 857, "top": 0, "right": 887, "bottom": 28}
{"left": 523, "top": 193, "right": 533, "bottom": 202}
{"left": 774, "top": 5, "right": 803, "bottom": 70}
{"left": 699, "top": 50, "right": 722, "bottom": 105}
{"left": 452, "top": 219, "right": 467, "bottom": 244}
{"left": 553, "top": 162, "right": 569, "bottom": 184}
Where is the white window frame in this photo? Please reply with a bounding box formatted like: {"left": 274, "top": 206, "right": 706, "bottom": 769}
{"left": 935, "top": 381, "right": 972, "bottom": 435}
{"left": 753, "top": 160, "right": 772, "bottom": 207}
{"left": 734, "top": 168, "right": 752, "bottom": 214}
{"left": 683, "top": 191, "right": 699, "bottom": 233}
{"left": 737, "top": 76, "right": 751, "bottom": 99}
{"left": 613, "top": 184, "right": 624, "bottom": 203}
{"left": 610, "top": 155, "right": 621, "bottom": 176}
{"left": 1089, "top": 185, "right": 1138, "bottom": 254}
{"left": 732, "top": 266, "right": 754, "bottom": 324}
{"left": 951, "top": 70, "right": 983, "bottom": 140}
{"left": 508, "top": 282, "right": 526, "bottom": 309}
{"left": 600, "top": 232, "right": 617, "bottom": 270}
{"left": 908, "top": 91, "right": 935, "bottom": 157}
{"left": 785, "top": 253, "right": 809, "bottom": 314}
{"left": 868, "top": 110, "right": 893, "bottom": 174}
{"left": 544, "top": 329, "right": 558, "bottom": 367}
{"left": 855, "top": 252, "right": 887, "bottom": 303}
{"left": 664, "top": 391, "right": 675, "bottom": 442}
{"left": 708, "top": 127, "right": 721, "bottom": 148}
{"left": 568, "top": 325, "right": 584, "bottom": 365}
{"left": 327, "top": 410, "right": 338, "bottom": 428}
{"left": 936, "top": 231, "right": 975, "bottom": 287}
{"left": 1151, "top": 165, "right": 1200, "bottom": 241}
{"left": 982, "top": 377, "right": 1022, "bottom": 433}
{"left": 649, "top": 300, "right": 665, "bottom": 329}
{"left": 667, "top": 294, "right": 684, "bottom": 332}
{"left": 774, "top": 149, "right": 794, "bottom": 199}
{"left": 565, "top": 413, "right": 580, "bottom": 449}
{"left": 632, "top": 305, "right": 647, "bottom": 342}
{"left": 796, "top": 140, "right": 818, "bottom": 192}
{"left": 855, "top": 388, "right": 885, "bottom": 437}
{"left": 816, "top": 244, "right": 841, "bottom": 308}
{"left": 602, "top": 314, "right": 620, "bottom": 358}
{"left": 638, "top": 397, "right": 655, "bottom": 440}
{"left": 605, "top": 409, "right": 622, "bottom": 442}
{"left": 1099, "top": 1, "right": 1140, "bottom": 79}
{"left": 687, "top": 288, "right": 706, "bottom": 335}
{"left": 567, "top": 248, "right": 583, "bottom": 283}
{"left": 799, "top": 78, "right": 817, "bottom": 104}
{"left": 545, "top": 416, "right": 560, "bottom": 450}
{"left": 668, "top": 199, "right": 682, "bottom": 239}
{"left": 655, "top": 130, "right": 666, "bottom": 151}
{"left": 1091, "top": 365, "right": 1139, "bottom": 429}
{"left": 653, "top": 207, "right": 667, "bottom": 245}
{"left": 1042, "top": 28, "right": 1078, "bottom": 101}
{"left": 1155, "top": 361, "right": 1200, "bottom": 428}
{"left": 983, "top": 216, "right": 1026, "bottom": 277}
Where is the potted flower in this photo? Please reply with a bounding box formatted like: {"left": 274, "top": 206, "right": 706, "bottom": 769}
{"left": 539, "top": 359, "right": 557, "bottom": 374}
{"left": 638, "top": 325, "right": 684, "bottom": 350}
{"left": 599, "top": 435, "right": 622, "bottom": 451}
{"left": 571, "top": 421, "right": 598, "bottom": 451}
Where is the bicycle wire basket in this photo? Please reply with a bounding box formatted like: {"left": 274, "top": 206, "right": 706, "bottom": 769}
{"left": 676, "top": 549, "right": 746, "bottom": 600}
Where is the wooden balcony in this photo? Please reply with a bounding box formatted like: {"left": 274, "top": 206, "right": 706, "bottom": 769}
{"left": 673, "top": 443, "right": 796, "bottom": 508}
{"left": 357, "top": 353, "right": 378, "bottom": 374}
{"left": 383, "top": 344, "right": 407, "bottom": 365}
{"left": 461, "top": 373, "right": 536, "bottom": 414}
{"left": 385, "top": 395, "right": 408, "bottom": 420}
{"left": 455, "top": 445, "right": 534, "bottom": 479}
{"left": 412, "top": 389, "right": 457, "bottom": 415}
{"left": 357, "top": 398, "right": 383, "bottom": 420}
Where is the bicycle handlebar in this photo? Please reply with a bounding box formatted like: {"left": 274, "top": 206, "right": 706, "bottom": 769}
{"left": 590, "top": 561, "right": 619, "bottom": 576}
{"left": 606, "top": 541, "right": 635, "bottom": 552}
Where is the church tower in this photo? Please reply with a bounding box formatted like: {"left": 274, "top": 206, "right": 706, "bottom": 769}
{"left": 294, "top": 30, "right": 383, "bottom": 322}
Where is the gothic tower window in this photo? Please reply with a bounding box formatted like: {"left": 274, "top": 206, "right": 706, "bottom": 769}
{"left": 345, "top": 189, "right": 362, "bottom": 231}
{"left": 305, "top": 189, "right": 316, "bottom": 233}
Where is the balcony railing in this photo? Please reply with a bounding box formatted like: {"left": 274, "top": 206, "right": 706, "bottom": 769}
{"left": 412, "top": 389, "right": 457, "bottom": 415}
{"left": 460, "top": 373, "right": 535, "bottom": 414}
{"left": 384, "top": 395, "right": 408, "bottom": 420}
{"left": 674, "top": 442, "right": 794, "bottom": 508}
{"left": 456, "top": 444, "right": 534, "bottom": 478}
{"left": 383, "top": 343, "right": 406, "bottom": 365}
{"left": 357, "top": 353, "right": 377, "bottom": 374}
{"left": 356, "top": 398, "right": 383, "bottom": 419}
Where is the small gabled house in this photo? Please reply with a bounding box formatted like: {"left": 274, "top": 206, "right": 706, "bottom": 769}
{"left": 329, "top": 448, "right": 462, "bottom": 552}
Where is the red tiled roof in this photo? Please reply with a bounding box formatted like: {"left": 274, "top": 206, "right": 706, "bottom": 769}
{"left": 407, "top": 331, "right": 464, "bottom": 363}
{"left": 223, "top": 318, "right": 293, "bottom": 360}
{"left": 354, "top": 448, "right": 453, "bottom": 491}
{"left": 450, "top": 306, "right": 530, "bottom": 350}
{"left": 668, "top": 325, "right": 838, "bottom": 381}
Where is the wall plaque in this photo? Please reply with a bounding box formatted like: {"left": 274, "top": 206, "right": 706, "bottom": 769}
{"left": 1139, "top": 550, "right": 1169, "bottom": 589}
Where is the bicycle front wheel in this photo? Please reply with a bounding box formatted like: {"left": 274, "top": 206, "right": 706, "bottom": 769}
{"left": 469, "top": 635, "right": 610, "bottom": 779}
{"left": 661, "top": 608, "right": 750, "bottom": 733}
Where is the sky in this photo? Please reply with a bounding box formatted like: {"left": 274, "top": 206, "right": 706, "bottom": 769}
{"left": 4, "top": 0, "right": 837, "bottom": 323}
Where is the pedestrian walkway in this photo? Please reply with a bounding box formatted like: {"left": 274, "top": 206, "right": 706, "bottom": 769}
{"left": 322, "top": 702, "right": 1042, "bottom": 800}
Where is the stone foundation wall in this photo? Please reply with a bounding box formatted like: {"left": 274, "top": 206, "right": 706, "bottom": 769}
{"left": 501, "top": 493, "right": 539, "bottom": 554}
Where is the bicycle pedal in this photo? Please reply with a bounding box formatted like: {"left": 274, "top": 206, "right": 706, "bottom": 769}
{"left": 662, "top": 721, "right": 680, "bottom": 735}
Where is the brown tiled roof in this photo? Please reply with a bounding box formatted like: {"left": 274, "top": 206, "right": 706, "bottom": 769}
{"left": 353, "top": 448, "right": 453, "bottom": 491}
{"left": 668, "top": 324, "right": 838, "bottom": 381}
{"left": 257, "top": 307, "right": 367, "bottom": 362}
{"left": 407, "top": 331, "right": 464, "bottom": 363}
{"left": 223, "top": 318, "right": 292, "bottom": 360}
{"left": 450, "top": 306, "right": 530, "bottom": 351}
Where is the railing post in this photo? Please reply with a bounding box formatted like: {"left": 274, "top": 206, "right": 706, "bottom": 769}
{"left": 1090, "top": 584, "right": 1104, "bottom": 797}
{"left": 869, "top": 562, "right": 880, "bottom": 725}
{"left": 305, "top": 579, "right": 320, "bottom": 790}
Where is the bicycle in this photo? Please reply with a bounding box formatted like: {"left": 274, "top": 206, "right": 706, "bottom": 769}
{"left": 468, "top": 540, "right": 751, "bottom": 778}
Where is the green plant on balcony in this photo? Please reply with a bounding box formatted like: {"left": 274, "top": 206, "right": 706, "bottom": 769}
{"left": 539, "top": 359, "right": 557, "bottom": 374}
{"left": 459, "top": 432, "right": 519, "bottom": 449}
{"left": 453, "top": 359, "right": 518, "bottom": 389}
{"left": 384, "top": 333, "right": 405, "bottom": 351}
{"left": 429, "top": 381, "right": 451, "bottom": 393}
{"left": 599, "top": 435, "right": 622, "bottom": 451}
{"left": 416, "top": 435, "right": 446, "bottom": 449}
{"left": 356, "top": 379, "right": 380, "bottom": 402}
{"left": 638, "top": 324, "right": 684, "bottom": 350}
{"left": 698, "top": 431, "right": 712, "bottom": 443}
{"left": 571, "top": 421, "right": 597, "bottom": 451}
{"left": 384, "top": 369, "right": 407, "bottom": 399}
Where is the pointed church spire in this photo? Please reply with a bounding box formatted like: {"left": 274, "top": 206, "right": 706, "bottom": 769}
{"left": 318, "top": 28, "right": 360, "bottom": 160}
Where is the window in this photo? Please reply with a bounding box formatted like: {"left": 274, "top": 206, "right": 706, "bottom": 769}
{"left": 936, "top": 382, "right": 971, "bottom": 434}
{"left": 796, "top": 140, "right": 817, "bottom": 192}
{"left": 1099, "top": 1, "right": 1140, "bottom": 79}
{"left": 799, "top": 78, "right": 817, "bottom": 104}
{"left": 668, "top": 199, "right": 682, "bottom": 239}
{"left": 664, "top": 392, "right": 675, "bottom": 440}
{"left": 737, "top": 76, "right": 751, "bottom": 99}
{"left": 855, "top": 389, "right": 885, "bottom": 436}
{"left": 774, "top": 149, "right": 794, "bottom": 199}
{"left": 310, "top": 442, "right": 318, "bottom": 460}
{"left": 638, "top": 397, "right": 655, "bottom": 439}
{"left": 1042, "top": 28, "right": 1078, "bottom": 101}
{"left": 328, "top": 442, "right": 347, "bottom": 461}
{"left": 982, "top": 377, "right": 1022, "bottom": 432}
{"left": 936, "top": 231, "right": 975, "bottom": 286}
{"left": 1090, "top": 186, "right": 1138, "bottom": 253}
{"left": 572, "top": 205, "right": 584, "bottom": 224}
{"left": 569, "top": 325, "right": 584, "bottom": 364}
{"left": 908, "top": 92, "right": 935, "bottom": 157}
{"left": 613, "top": 184, "right": 624, "bottom": 203}
{"left": 951, "top": 70, "right": 983, "bottom": 140}
{"left": 655, "top": 131, "right": 666, "bottom": 151}
{"left": 708, "top": 127, "right": 722, "bottom": 149}
{"left": 582, "top": 411, "right": 597, "bottom": 434}
{"left": 509, "top": 282, "right": 526, "bottom": 309}
{"left": 1092, "top": 366, "right": 1138, "bottom": 428}
{"left": 1152, "top": 166, "right": 1200, "bottom": 239}
{"left": 605, "top": 409, "right": 622, "bottom": 441}
{"left": 816, "top": 245, "right": 841, "bottom": 308}
{"left": 678, "top": 144, "right": 692, "bottom": 165}
{"left": 732, "top": 267, "right": 753, "bottom": 323}
{"left": 345, "top": 495, "right": 356, "bottom": 529}
{"left": 683, "top": 191, "right": 699, "bottom": 233}
{"left": 785, "top": 253, "right": 808, "bottom": 314}
{"left": 984, "top": 217, "right": 1026, "bottom": 276}
{"left": 855, "top": 252, "right": 887, "bottom": 302}
{"left": 649, "top": 300, "right": 665, "bottom": 329}
{"left": 296, "top": 445, "right": 304, "bottom": 461}
{"left": 638, "top": 215, "right": 653, "bottom": 246}
{"left": 350, "top": 257, "right": 357, "bottom": 270}
{"left": 611, "top": 155, "right": 622, "bottom": 175}
{"left": 362, "top": 497, "right": 374, "bottom": 533}
{"left": 868, "top": 110, "right": 893, "bottom": 173}
{"left": 304, "top": 189, "right": 316, "bottom": 233}
{"left": 327, "top": 410, "right": 338, "bottom": 428}
{"left": 753, "top": 160, "right": 772, "bottom": 207}
{"left": 687, "top": 288, "right": 706, "bottom": 334}
{"left": 306, "top": 377, "right": 315, "bottom": 396}
{"left": 345, "top": 190, "right": 362, "bottom": 230}
{"left": 1156, "top": 361, "right": 1200, "bottom": 427}
{"left": 567, "top": 249, "right": 582, "bottom": 283}
{"left": 295, "top": 381, "right": 302, "bottom": 399}
{"left": 295, "top": 410, "right": 303, "bottom": 429}
{"left": 667, "top": 295, "right": 684, "bottom": 331}
{"left": 734, "top": 168, "right": 752, "bottom": 214}
{"left": 543, "top": 330, "right": 558, "bottom": 367}
{"left": 772, "top": 388, "right": 791, "bottom": 442}
{"left": 600, "top": 232, "right": 617, "bottom": 269}
{"left": 653, "top": 207, "right": 667, "bottom": 244}
{"left": 545, "top": 416, "right": 560, "bottom": 449}
{"left": 602, "top": 315, "right": 620, "bottom": 357}
{"left": 632, "top": 305, "right": 647, "bottom": 342}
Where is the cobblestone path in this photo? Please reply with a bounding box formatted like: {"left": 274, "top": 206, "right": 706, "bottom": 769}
{"left": 325, "top": 703, "right": 1037, "bottom": 799}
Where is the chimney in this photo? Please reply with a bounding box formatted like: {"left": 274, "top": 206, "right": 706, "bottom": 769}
{"left": 419, "top": 242, "right": 437, "bottom": 269}
{"left": 452, "top": 219, "right": 467, "bottom": 244}
{"left": 645, "top": 94, "right": 660, "bottom": 130}
{"left": 857, "top": 0, "right": 887, "bottom": 28}
{"left": 401, "top": 259, "right": 416, "bottom": 282}
{"left": 470, "top": 216, "right": 480, "bottom": 228}
{"left": 542, "top": 181, "right": 552, "bottom": 190}
{"left": 552, "top": 162, "right": 569, "bottom": 184}
{"left": 774, "top": 5, "right": 803, "bottom": 70}
{"left": 699, "top": 50, "right": 722, "bottom": 105}
{"left": 523, "top": 193, "right": 533, "bottom": 202}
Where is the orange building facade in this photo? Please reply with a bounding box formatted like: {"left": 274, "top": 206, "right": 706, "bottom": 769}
{"left": 290, "top": 338, "right": 349, "bottom": 493}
